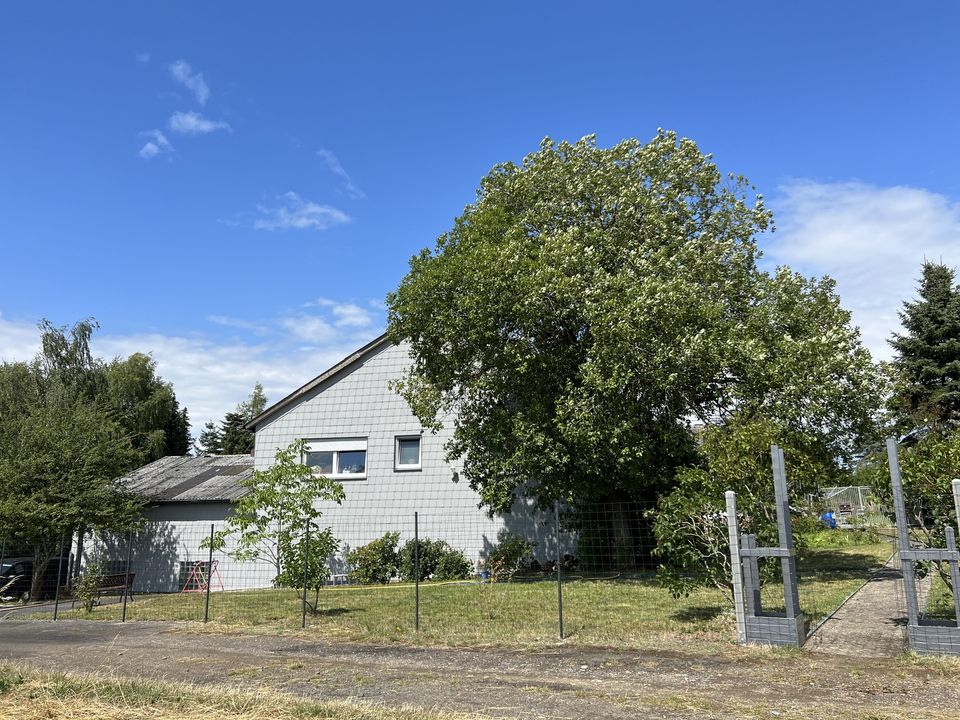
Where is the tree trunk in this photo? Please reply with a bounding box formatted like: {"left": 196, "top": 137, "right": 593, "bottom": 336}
{"left": 30, "top": 543, "right": 54, "bottom": 601}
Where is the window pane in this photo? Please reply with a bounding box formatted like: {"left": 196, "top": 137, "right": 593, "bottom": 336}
{"left": 397, "top": 437, "right": 420, "bottom": 466}
{"left": 337, "top": 450, "right": 366, "bottom": 474}
{"left": 305, "top": 451, "right": 334, "bottom": 474}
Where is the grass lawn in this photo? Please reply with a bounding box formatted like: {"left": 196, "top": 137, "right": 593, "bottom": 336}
{"left": 924, "top": 570, "right": 959, "bottom": 622}
{"left": 0, "top": 663, "right": 476, "bottom": 720}
{"left": 48, "top": 537, "right": 893, "bottom": 651}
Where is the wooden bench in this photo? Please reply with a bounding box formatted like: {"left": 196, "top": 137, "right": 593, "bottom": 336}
{"left": 92, "top": 572, "right": 136, "bottom": 602}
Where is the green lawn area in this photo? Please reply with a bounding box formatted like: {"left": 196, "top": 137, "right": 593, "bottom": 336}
{"left": 924, "top": 570, "right": 958, "bottom": 622}
{"left": 48, "top": 537, "right": 893, "bottom": 651}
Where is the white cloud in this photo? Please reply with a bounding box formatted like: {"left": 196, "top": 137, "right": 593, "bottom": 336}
{"left": 168, "top": 111, "right": 231, "bottom": 135}
{"left": 765, "top": 180, "right": 960, "bottom": 360}
{"left": 317, "top": 148, "right": 365, "bottom": 199}
{"left": 280, "top": 314, "right": 337, "bottom": 343}
{"left": 168, "top": 60, "right": 210, "bottom": 105}
{"left": 253, "top": 192, "right": 350, "bottom": 231}
{"left": 207, "top": 315, "right": 270, "bottom": 335}
{"left": 332, "top": 302, "right": 373, "bottom": 327}
{"left": 0, "top": 311, "right": 384, "bottom": 436}
{"left": 0, "top": 314, "right": 42, "bottom": 362}
{"left": 138, "top": 129, "right": 173, "bottom": 159}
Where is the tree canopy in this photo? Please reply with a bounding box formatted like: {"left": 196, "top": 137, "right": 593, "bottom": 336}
{"left": 0, "top": 319, "right": 191, "bottom": 597}
{"left": 889, "top": 262, "right": 960, "bottom": 430}
{"left": 197, "top": 383, "right": 266, "bottom": 456}
{"left": 387, "top": 133, "right": 881, "bottom": 511}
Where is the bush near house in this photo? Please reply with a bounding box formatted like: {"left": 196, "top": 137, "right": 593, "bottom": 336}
{"left": 398, "top": 539, "right": 474, "bottom": 582}
{"left": 348, "top": 532, "right": 400, "bottom": 584}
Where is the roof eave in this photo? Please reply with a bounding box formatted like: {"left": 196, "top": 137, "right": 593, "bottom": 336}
{"left": 244, "top": 332, "right": 393, "bottom": 431}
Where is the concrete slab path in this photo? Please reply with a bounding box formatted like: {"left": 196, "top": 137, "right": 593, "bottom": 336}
{"left": 806, "top": 553, "right": 907, "bottom": 658}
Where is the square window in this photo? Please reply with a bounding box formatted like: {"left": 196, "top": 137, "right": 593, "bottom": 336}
{"left": 305, "top": 450, "right": 334, "bottom": 474}
{"left": 336, "top": 450, "right": 366, "bottom": 475}
{"left": 395, "top": 436, "right": 421, "bottom": 470}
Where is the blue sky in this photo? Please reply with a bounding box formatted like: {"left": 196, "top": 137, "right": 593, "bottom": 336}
{"left": 2, "top": 3, "right": 959, "bottom": 431}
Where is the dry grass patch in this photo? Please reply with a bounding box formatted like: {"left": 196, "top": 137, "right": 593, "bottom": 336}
{"left": 0, "top": 663, "right": 483, "bottom": 720}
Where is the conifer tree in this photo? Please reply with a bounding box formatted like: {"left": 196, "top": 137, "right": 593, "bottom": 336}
{"left": 889, "top": 262, "right": 960, "bottom": 429}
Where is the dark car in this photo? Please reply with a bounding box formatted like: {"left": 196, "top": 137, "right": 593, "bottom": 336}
{"left": 0, "top": 557, "right": 71, "bottom": 602}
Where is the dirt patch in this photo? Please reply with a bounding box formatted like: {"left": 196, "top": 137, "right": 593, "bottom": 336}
{"left": 2, "top": 620, "right": 959, "bottom": 719}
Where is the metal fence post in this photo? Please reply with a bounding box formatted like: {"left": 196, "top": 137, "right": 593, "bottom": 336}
{"left": 53, "top": 533, "right": 65, "bottom": 621}
{"left": 555, "top": 502, "right": 564, "bottom": 640}
{"left": 121, "top": 529, "right": 133, "bottom": 623}
{"left": 414, "top": 511, "right": 420, "bottom": 632}
{"left": 725, "top": 490, "right": 747, "bottom": 644}
{"left": 203, "top": 523, "right": 214, "bottom": 624}
{"left": 301, "top": 524, "right": 310, "bottom": 629}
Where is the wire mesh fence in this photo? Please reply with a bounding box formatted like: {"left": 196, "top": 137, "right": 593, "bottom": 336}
{"left": 0, "top": 499, "right": 905, "bottom": 650}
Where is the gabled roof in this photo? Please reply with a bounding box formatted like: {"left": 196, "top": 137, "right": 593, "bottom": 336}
{"left": 120, "top": 454, "right": 254, "bottom": 503}
{"left": 245, "top": 332, "right": 393, "bottom": 431}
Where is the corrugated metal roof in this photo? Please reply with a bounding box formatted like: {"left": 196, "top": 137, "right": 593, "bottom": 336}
{"left": 120, "top": 455, "right": 254, "bottom": 503}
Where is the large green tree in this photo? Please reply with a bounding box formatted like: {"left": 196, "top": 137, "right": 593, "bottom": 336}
{"left": 889, "top": 262, "right": 960, "bottom": 430}
{"left": 105, "top": 353, "right": 191, "bottom": 460}
{"left": 0, "top": 321, "right": 142, "bottom": 597}
{"left": 387, "top": 133, "right": 881, "bottom": 511}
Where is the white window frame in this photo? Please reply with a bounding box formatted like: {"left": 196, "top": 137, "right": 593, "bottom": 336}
{"left": 394, "top": 435, "right": 422, "bottom": 471}
{"left": 304, "top": 438, "right": 367, "bottom": 480}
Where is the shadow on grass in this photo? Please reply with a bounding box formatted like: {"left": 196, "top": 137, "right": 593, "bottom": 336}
{"left": 798, "top": 549, "right": 890, "bottom": 576}
{"left": 312, "top": 607, "right": 356, "bottom": 618}
{"left": 671, "top": 605, "right": 725, "bottom": 623}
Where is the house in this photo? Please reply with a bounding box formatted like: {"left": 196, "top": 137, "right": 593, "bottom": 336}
{"left": 247, "top": 333, "right": 550, "bottom": 573}
{"left": 99, "top": 334, "right": 551, "bottom": 592}
{"left": 96, "top": 454, "right": 276, "bottom": 593}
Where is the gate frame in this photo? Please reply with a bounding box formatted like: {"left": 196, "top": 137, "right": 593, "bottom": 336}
{"left": 726, "top": 445, "right": 805, "bottom": 647}
{"left": 886, "top": 437, "right": 960, "bottom": 655}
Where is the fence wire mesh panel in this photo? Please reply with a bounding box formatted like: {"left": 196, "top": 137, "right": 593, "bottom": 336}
{"left": 10, "top": 485, "right": 899, "bottom": 654}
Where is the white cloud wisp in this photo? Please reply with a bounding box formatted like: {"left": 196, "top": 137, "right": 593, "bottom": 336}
{"left": 168, "top": 60, "right": 210, "bottom": 105}
{"left": 253, "top": 192, "right": 350, "bottom": 232}
{"left": 765, "top": 180, "right": 960, "bottom": 360}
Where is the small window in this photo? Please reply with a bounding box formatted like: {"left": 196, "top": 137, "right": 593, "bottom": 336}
{"left": 303, "top": 439, "right": 367, "bottom": 479}
{"left": 395, "top": 436, "right": 421, "bottom": 470}
{"left": 305, "top": 450, "right": 334, "bottom": 474}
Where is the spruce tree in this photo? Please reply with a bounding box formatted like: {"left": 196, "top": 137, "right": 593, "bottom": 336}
{"left": 889, "top": 262, "right": 960, "bottom": 429}
{"left": 219, "top": 383, "right": 267, "bottom": 455}
{"left": 197, "top": 420, "right": 224, "bottom": 455}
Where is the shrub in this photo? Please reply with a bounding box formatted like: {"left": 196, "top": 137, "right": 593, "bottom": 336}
{"left": 73, "top": 565, "right": 105, "bottom": 613}
{"left": 483, "top": 533, "right": 534, "bottom": 582}
{"left": 347, "top": 532, "right": 400, "bottom": 584}
{"left": 434, "top": 548, "right": 473, "bottom": 580}
{"left": 398, "top": 538, "right": 446, "bottom": 582}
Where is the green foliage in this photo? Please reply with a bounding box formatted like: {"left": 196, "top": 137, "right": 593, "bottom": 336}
{"left": 863, "top": 428, "right": 960, "bottom": 589}
{"left": 802, "top": 527, "right": 881, "bottom": 549}
{"left": 889, "top": 262, "right": 960, "bottom": 430}
{"left": 205, "top": 439, "right": 344, "bottom": 598}
{"left": 348, "top": 532, "right": 400, "bottom": 584}
{"left": 483, "top": 533, "right": 535, "bottom": 582}
{"left": 434, "top": 547, "right": 473, "bottom": 580}
{"left": 196, "top": 421, "right": 223, "bottom": 455}
{"left": 387, "top": 132, "right": 881, "bottom": 511}
{"left": 105, "top": 353, "right": 191, "bottom": 461}
{"left": 398, "top": 538, "right": 474, "bottom": 581}
{"left": 0, "top": 319, "right": 151, "bottom": 599}
{"left": 207, "top": 383, "right": 267, "bottom": 455}
{"left": 72, "top": 564, "right": 106, "bottom": 613}
{"left": 653, "top": 416, "right": 830, "bottom": 601}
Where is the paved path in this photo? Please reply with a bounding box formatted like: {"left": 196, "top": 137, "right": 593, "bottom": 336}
{"left": 806, "top": 553, "right": 907, "bottom": 657}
